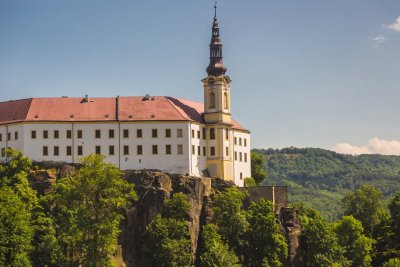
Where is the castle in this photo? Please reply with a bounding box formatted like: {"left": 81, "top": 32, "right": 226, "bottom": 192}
{"left": 0, "top": 6, "right": 251, "bottom": 186}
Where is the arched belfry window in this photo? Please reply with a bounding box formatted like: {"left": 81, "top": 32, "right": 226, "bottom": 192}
{"left": 210, "top": 128, "right": 215, "bottom": 140}
{"left": 209, "top": 92, "right": 216, "bottom": 109}
{"left": 224, "top": 92, "right": 228, "bottom": 109}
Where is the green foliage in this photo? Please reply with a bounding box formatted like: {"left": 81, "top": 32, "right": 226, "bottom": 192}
{"left": 383, "top": 258, "right": 400, "bottom": 267}
{"left": 49, "top": 154, "right": 137, "bottom": 266}
{"left": 342, "top": 184, "right": 385, "bottom": 236}
{"left": 164, "top": 192, "right": 190, "bottom": 221}
{"left": 198, "top": 224, "right": 240, "bottom": 267}
{"left": 301, "top": 207, "right": 349, "bottom": 267}
{"left": 389, "top": 191, "right": 400, "bottom": 236}
{"left": 0, "top": 186, "right": 33, "bottom": 267}
{"left": 144, "top": 193, "right": 193, "bottom": 267}
{"left": 245, "top": 199, "right": 288, "bottom": 267}
{"left": 333, "top": 216, "right": 374, "bottom": 267}
{"left": 244, "top": 177, "right": 257, "bottom": 187}
{"left": 214, "top": 187, "right": 249, "bottom": 254}
{"left": 256, "top": 147, "right": 400, "bottom": 220}
{"left": 251, "top": 151, "right": 268, "bottom": 185}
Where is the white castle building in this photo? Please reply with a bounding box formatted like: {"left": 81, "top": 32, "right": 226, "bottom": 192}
{"left": 0, "top": 7, "right": 250, "bottom": 186}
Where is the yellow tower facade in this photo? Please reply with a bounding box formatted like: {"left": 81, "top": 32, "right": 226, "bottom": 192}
{"left": 203, "top": 5, "right": 234, "bottom": 181}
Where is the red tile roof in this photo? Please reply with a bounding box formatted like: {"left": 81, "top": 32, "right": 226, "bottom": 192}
{"left": 0, "top": 96, "right": 248, "bottom": 131}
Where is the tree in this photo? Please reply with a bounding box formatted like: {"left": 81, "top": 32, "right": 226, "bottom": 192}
{"left": 333, "top": 216, "right": 374, "bottom": 267}
{"left": 389, "top": 191, "right": 400, "bottom": 238}
{"left": 198, "top": 224, "right": 240, "bottom": 267}
{"left": 301, "top": 208, "right": 349, "bottom": 267}
{"left": 50, "top": 154, "right": 137, "bottom": 266}
{"left": 383, "top": 258, "right": 400, "bottom": 267}
{"left": 342, "top": 184, "right": 385, "bottom": 236}
{"left": 245, "top": 199, "right": 288, "bottom": 267}
{"left": 213, "top": 187, "right": 248, "bottom": 255}
{"left": 244, "top": 177, "right": 257, "bottom": 187}
{"left": 0, "top": 186, "right": 33, "bottom": 267}
{"left": 251, "top": 151, "right": 267, "bottom": 185}
{"left": 144, "top": 193, "right": 192, "bottom": 267}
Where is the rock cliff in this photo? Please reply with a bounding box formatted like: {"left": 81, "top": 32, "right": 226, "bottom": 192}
{"left": 28, "top": 166, "right": 303, "bottom": 267}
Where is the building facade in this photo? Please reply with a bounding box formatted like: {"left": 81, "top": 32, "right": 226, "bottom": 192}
{"left": 0, "top": 8, "right": 251, "bottom": 186}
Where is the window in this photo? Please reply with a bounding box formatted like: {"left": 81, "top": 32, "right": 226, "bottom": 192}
{"left": 0, "top": 134, "right": 2, "bottom": 142}
{"left": 124, "top": 145, "right": 129, "bottom": 155}
{"left": 43, "top": 130, "right": 48, "bottom": 139}
{"left": 239, "top": 138, "right": 242, "bottom": 146}
{"left": 137, "top": 145, "right": 143, "bottom": 155}
{"left": 152, "top": 129, "right": 158, "bottom": 138}
{"left": 239, "top": 152, "right": 242, "bottom": 162}
{"left": 109, "top": 129, "right": 115, "bottom": 138}
{"left": 54, "top": 146, "right": 59, "bottom": 156}
{"left": 177, "top": 144, "right": 183, "bottom": 155}
{"left": 177, "top": 129, "right": 183, "bottom": 138}
{"left": 210, "top": 128, "right": 215, "bottom": 140}
{"left": 152, "top": 145, "right": 158, "bottom": 154}
{"left": 192, "top": 145, "right": 195, "bottom": 155}
{"left": 43, "top": 146, "right": 48, "bottom": 156}
{"left": 197, "top": 130, "right": 200, "bottom": 139}
{"left": 77, "top": 146, "right": 83, "bottom": 156}
{"left": 66, "top": 146, "right": 72, "bottom": 156}
{"left": 209, "top": 92, "right": 216, "bottom": 109}
{"left": 224, "top": 92, "right": 229, "bottom": 109}
{"left": 240, "top": 173, "right": 243, "bottom": 180}
{"left": 95, "top": 146, "right": 101, "bottom": 154}
{"left": 31, "top": 131, "right": 36, "bottom": 139}
{"left": 77, "top": 130, "right": 83, "bottom": 139}
{"left": 1, "top": 148, "right": 5, "bottom": 157}
{"left": 235, "top": 151, "right": 237, "bottom": 161}
{"left": 54, "top": 130, "right": 59, "bottom": 139}
{"left": 225, "top": 129, "right": 229, "bottom": 139}
{"left": 202, "top": 128, "right": 206, "bottom": 139}
{"left": 165, "top": 129, "right": 171, "bottom": 138}
{"left": 244, "top": 153, "right": 248, "bottom": 162}
{"left": 95, "top": 130, "right": 101, "bottom": 139}
{"left": 109, "top": 145, "right": 115, "bottom": 155}
{"left": 123, "top": 129, "right": 129, "bottom": 138}
{"left": 198, "top": 146, "right": 201, "bottom": 155}
{"left": 191, "top": 129, "right": 195, "bottom": 138}
{"left": 137, "top": 129, "right": 142, "bottom": 138}
{"left": 14, "top": 132, "right": 18, "bottom": 140}
{"left": 7, "top": 133, "right": 10, "bottom": 141}
{"left": 210, "top": 146, "right": 216, "bottom": 156}
{"left": 166, "top": 145, "right": 171, "bottom": 155}
{"left": 234, "top": 137, "right": 237, "bottom": 145}
{"left": 244, "top": 138, "right": 247, "bottom": 147}
{"left": 225, "top": 147, "right": 229, "bottom": 157}
{"left": 203, "top": 146, "right": 206, "bottom": 156}
{"left": 67, "top": 130, "right": 72, "bottom": 139}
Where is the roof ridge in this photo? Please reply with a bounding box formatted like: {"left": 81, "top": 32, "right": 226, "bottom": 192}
{"left": 165, "top": 96, "right": 192, "bottom": 121}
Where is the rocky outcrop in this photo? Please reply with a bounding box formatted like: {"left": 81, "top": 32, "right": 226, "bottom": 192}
{"left": 27, "top": 166, "right": 303, "bottom": 267}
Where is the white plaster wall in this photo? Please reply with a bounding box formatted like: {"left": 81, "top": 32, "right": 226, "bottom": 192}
{"left": 0, "top": 123, "right": 25, "bottom": 163}
{"left": 233, "top": 130, "right": 251, "bottom": 187}
{"left": 189, "top": 123, "right": 207, "bottom": 177}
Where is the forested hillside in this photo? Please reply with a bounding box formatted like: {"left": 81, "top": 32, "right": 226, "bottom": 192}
{"left": 255, "top": 147, "right": 400, "bottom": 220}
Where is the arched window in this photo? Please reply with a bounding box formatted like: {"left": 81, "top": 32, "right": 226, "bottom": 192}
{"left": 210, "top": 128, "right": 215, "bottom": 140}
{"left": 209, "top": 92, "right": 216, "bottom": 109}
{"left": 224, "top": 92, "right": 228, "bottom": 109}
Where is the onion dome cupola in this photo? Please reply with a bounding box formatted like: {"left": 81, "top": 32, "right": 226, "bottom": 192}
{"left": 206, "top": 3, "right": 227, "bottom": 77}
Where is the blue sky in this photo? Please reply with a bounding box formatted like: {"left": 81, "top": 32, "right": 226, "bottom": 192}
{"left": 1, "top": 1, "right": 400, "bottom": 153}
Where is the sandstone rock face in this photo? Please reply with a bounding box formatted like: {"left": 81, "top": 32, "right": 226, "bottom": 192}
{"left": 28, "top": 169, "right": 57, "bottom": 195}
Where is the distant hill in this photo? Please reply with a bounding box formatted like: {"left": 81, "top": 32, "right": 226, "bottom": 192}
{"left": 254, "top": 147, "right": 400, "bottom": 220}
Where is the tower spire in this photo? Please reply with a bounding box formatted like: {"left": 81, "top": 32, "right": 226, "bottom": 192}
{"left": 206, "top": 2, "right": 227, "bottom": 76}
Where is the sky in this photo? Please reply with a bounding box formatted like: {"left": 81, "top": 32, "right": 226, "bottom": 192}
{"left": 1, "top": 1, "right": 400, "bottom": 154}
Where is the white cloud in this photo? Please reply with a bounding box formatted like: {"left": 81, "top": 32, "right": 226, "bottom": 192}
{"left": 333, "top": 138, "right": 400, "bottom": 155}
{"left": 386, "top": 16, "right": 400, "bottom": 32}
{"left": 373, "top": 35, "right": 386, "bottom": 44}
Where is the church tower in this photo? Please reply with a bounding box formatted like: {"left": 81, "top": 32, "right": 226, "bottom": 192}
{"left": 203, "top": 4, "right": 234, "bottom": 180}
